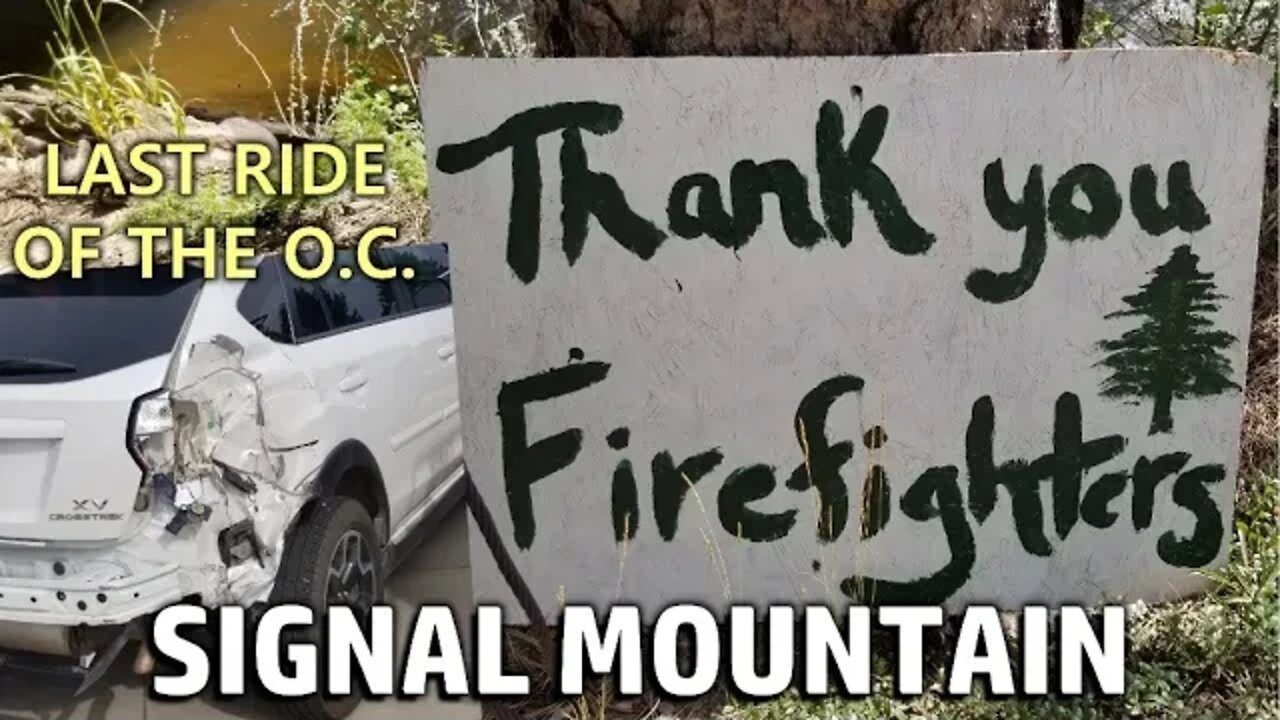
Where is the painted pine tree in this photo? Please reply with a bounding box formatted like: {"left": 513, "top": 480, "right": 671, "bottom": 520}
{"left": 1096, "top": 244, "right": 1239, "bottom": 435}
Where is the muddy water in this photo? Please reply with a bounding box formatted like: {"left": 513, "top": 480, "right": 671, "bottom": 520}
{"left": 3, "top": 0, "right": 347, "bottom": 119}
{"left": 108, "top": 0, "right": 342, "bottom": 118}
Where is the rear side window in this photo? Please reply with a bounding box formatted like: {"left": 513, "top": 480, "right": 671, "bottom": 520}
{"left": 321, "top": 250, "right": 403, "bottom": 328}
{"left": 288, "top": 272, "right": 333, "bottom": 340}
{"left": 236, "top": 257, "right": 293, "bottom": 343}
{"left": 0, "top": 266, "right": 202, "bottom": 384}
{"left": 384, "top": 244, "right": 451, "bottom": 311}
{"left": 285, "top": 249, "right": 405, "bottom": 340}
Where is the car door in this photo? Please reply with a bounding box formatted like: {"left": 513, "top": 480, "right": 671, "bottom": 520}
{"left": 382, "top": 244, "right": 461, "bottom": 506}
{"left": 278, "top": 249, "right": 422, "bottom": 531}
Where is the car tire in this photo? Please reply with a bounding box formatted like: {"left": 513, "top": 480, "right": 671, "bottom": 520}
{"left": 265, "top": 497, "right": 384, "bottom": 720}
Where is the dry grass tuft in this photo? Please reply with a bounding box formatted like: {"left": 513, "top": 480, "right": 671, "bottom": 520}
{"left": 484, "top": 625, "right": 723, "bottom": 720}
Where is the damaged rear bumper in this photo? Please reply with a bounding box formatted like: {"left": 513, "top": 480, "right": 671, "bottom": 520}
{"left": 0, "top": 544, "right": 183, "bottom": 628}
{"left": 0, "top": 542, "right": 165, "bottom": 695}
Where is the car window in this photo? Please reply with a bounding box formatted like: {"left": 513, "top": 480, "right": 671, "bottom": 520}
{"left": 286, "top": 264, "right": 334, "bottom": 341}
{"left": 236, "top": 257, "right": 293, "bottom": 343}
{"left": 0, "top": 266, "right": 202, "bottom": 384}
{"left": 383, "top": 244, "right": 451, "bottom": 311}
{"left": 285, "top": 249, "right": 405, "bottom": 340}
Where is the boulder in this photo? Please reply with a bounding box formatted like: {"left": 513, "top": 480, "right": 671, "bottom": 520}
{"left": 215, "top": 116, "right": 280, "bottom": 154}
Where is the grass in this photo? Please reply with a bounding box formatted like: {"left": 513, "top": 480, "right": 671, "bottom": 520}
{"left": 715, "top": 473, "right": 1280, "bottom": 720}
{"left": 122, "top": 173, "right": 268, "bottom": 232}
{"left": 6, "top": 0, "right": 185, "bottom": 140}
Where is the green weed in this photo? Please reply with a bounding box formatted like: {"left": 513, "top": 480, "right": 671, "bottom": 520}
{"left": 123, "top": 173, "right": 267, "bottom": 233}
{"left": 0, "top": 117, "right": 19, "bottom": 158}
{"left": 330, "top": 77, "right": 428, "bottom": 198}
{"left": 6, "top": 0, "right": 185, "bottom": 140}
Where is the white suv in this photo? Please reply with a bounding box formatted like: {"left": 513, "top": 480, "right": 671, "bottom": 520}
{"left": 0, "top": 244, "right": 464, "bottom": 718}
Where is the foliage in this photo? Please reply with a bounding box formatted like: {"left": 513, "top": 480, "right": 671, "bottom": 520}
{"left": 267, "top": 0, "right": 529, "bottom": 111}
{"left": 0, "top": 117, "right": 18, "bottom": 158}
{"left": 122, "top": 173, "right": 268, "bottom": 232}
{"left": 330, "top": 77, "right": 428, "bottom": 198}
{"left": 4, "top": 0, "right": 185, "bottom": 140}
{"left": 1080, "top": 0, "right": 1277, "bottom": 75}
{"left": 1079, "top": 5, "right": 1129, "bottom": 46}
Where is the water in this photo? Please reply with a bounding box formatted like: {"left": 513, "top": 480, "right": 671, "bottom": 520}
{"left": 110, "top": 0, "right": 343, "bottom": 118}
{"left": 4, "top": 0, "right": 345, "bottom": 119}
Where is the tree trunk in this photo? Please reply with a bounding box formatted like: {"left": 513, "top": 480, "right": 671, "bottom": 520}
{"left": 532, "top": 0, "right": 1083, "bottom": 57}
{"left": 1150, "top": 391, "right": 1174, "bottom": 435}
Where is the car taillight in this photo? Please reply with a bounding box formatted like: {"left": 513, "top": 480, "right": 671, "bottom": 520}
{"left": 128, "top": 389, "right": 175, "bottom": 474}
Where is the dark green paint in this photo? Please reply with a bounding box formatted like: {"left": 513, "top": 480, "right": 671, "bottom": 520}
{"left": 607, "top": 427, "right": 630, "bottom": 449}
{"left": 785, "top": 375, "right": 864, "bottom": 543}
{"left": 966, "top": 160, "right": 1047, "bottom": 303}
{"left": 1130, "top": 162, "right": 1211, "bottom": 236}
{"left": 497, "top": 359, "right": 612, "bottom": 550}
{"left": 860, "top": 466, "right": 891, "bottom": 540}
{"left": 440, "top": 99, "right": 936, "bottom": 282}
{"left": 1096, "top": 244, "right": 1240, "bottom": 434}
{"left": 966, "top": 393, "right": 1125, "bottom": 555}
{"left": 612, "top": 459, "right": 639, "bottom": 542}
{"left": 863, "top": 426, "right": 888, "bottom": 450}
{"left": 1080, "top": 471, "right": 1128, "bottom": 529}
{"left": 435, "top": 102, "right": 625, "bottom": 284}
{"left": 667, "top": 160, "right": 826, "bottom": 250}
{"left": 492, "top": 357, "right": 1230, "bottom": 603}
{"left": 839, "top": 465, "right": 975, "bottom": 606}
{"left": 718, "top": 464, "right": 798, "bottom": 542}
{"left": 560, "top": 127, "right": 668, "bottom": 266}
{"left": 1130, "top": 452, "right": 1191, "bottom": 531}
{"left": 815, "top": 102, "right": 935, "bottom": 254}
{"left": 1047, "top": 163, "right": 1122, "bottom": 241}
{"left": 1050, "top": 392, "right": 1123, "bottom": 539}
{"left": 965, "top": 395, "right": 1001, "bottom": 523}
{"left": 652, "top": 448, "right": 725, "bottom": 541}
{"left": 1157, "top": 463, "right": 1227, "bottom": 568}
{"left": 668, "top": 173, "right": 736, "bottom": 249}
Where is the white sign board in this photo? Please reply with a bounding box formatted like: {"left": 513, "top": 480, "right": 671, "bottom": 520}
{"left": 423, "top": 50, "right": 1271, "bottom": 617}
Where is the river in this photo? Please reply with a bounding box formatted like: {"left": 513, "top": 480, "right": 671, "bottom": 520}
{"left": 2, "top": 0, "right": 350, "bottom": 119}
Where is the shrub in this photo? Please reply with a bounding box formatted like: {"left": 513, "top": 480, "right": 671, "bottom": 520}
{"left": 330, "top": 77, "right": 428, "bottom": 198}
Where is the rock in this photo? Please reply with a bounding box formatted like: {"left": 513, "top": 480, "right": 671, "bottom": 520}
{"left": 19, "top": 133, "right": 47, "bottom": 158}
{"left": 0, "top": 86, "right": 78, "bottom": 139}
{"left": 47, "top": 139, "right": 91, "bottom": 186}
{"left": 91, "top": 231, "right": 142, "bottom": 269}
{"left": 215, "top": 116, "right": 280, "bottom": 153}
{"left": 344, "top": 197, "right": 377, "bottom": 214}
{"left": 0, "top": 86, "right": 56, "bottom": 125}
{"left": 609, "top": 698, "right": 642, "bottom": 713}
{"left": 106, "top": 114, "right": 282, "bottom": 188}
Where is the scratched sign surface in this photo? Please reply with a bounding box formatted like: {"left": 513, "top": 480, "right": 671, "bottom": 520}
{"left": 423, "top": 50, "right": 1271, "bottom": 617}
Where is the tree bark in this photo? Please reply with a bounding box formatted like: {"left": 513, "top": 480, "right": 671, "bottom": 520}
{"left": 533, "top": 0, "right": 1084, "bottom": 57}
{"left": 1150, "top": 391, "right": 1174, "bottom": 435}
